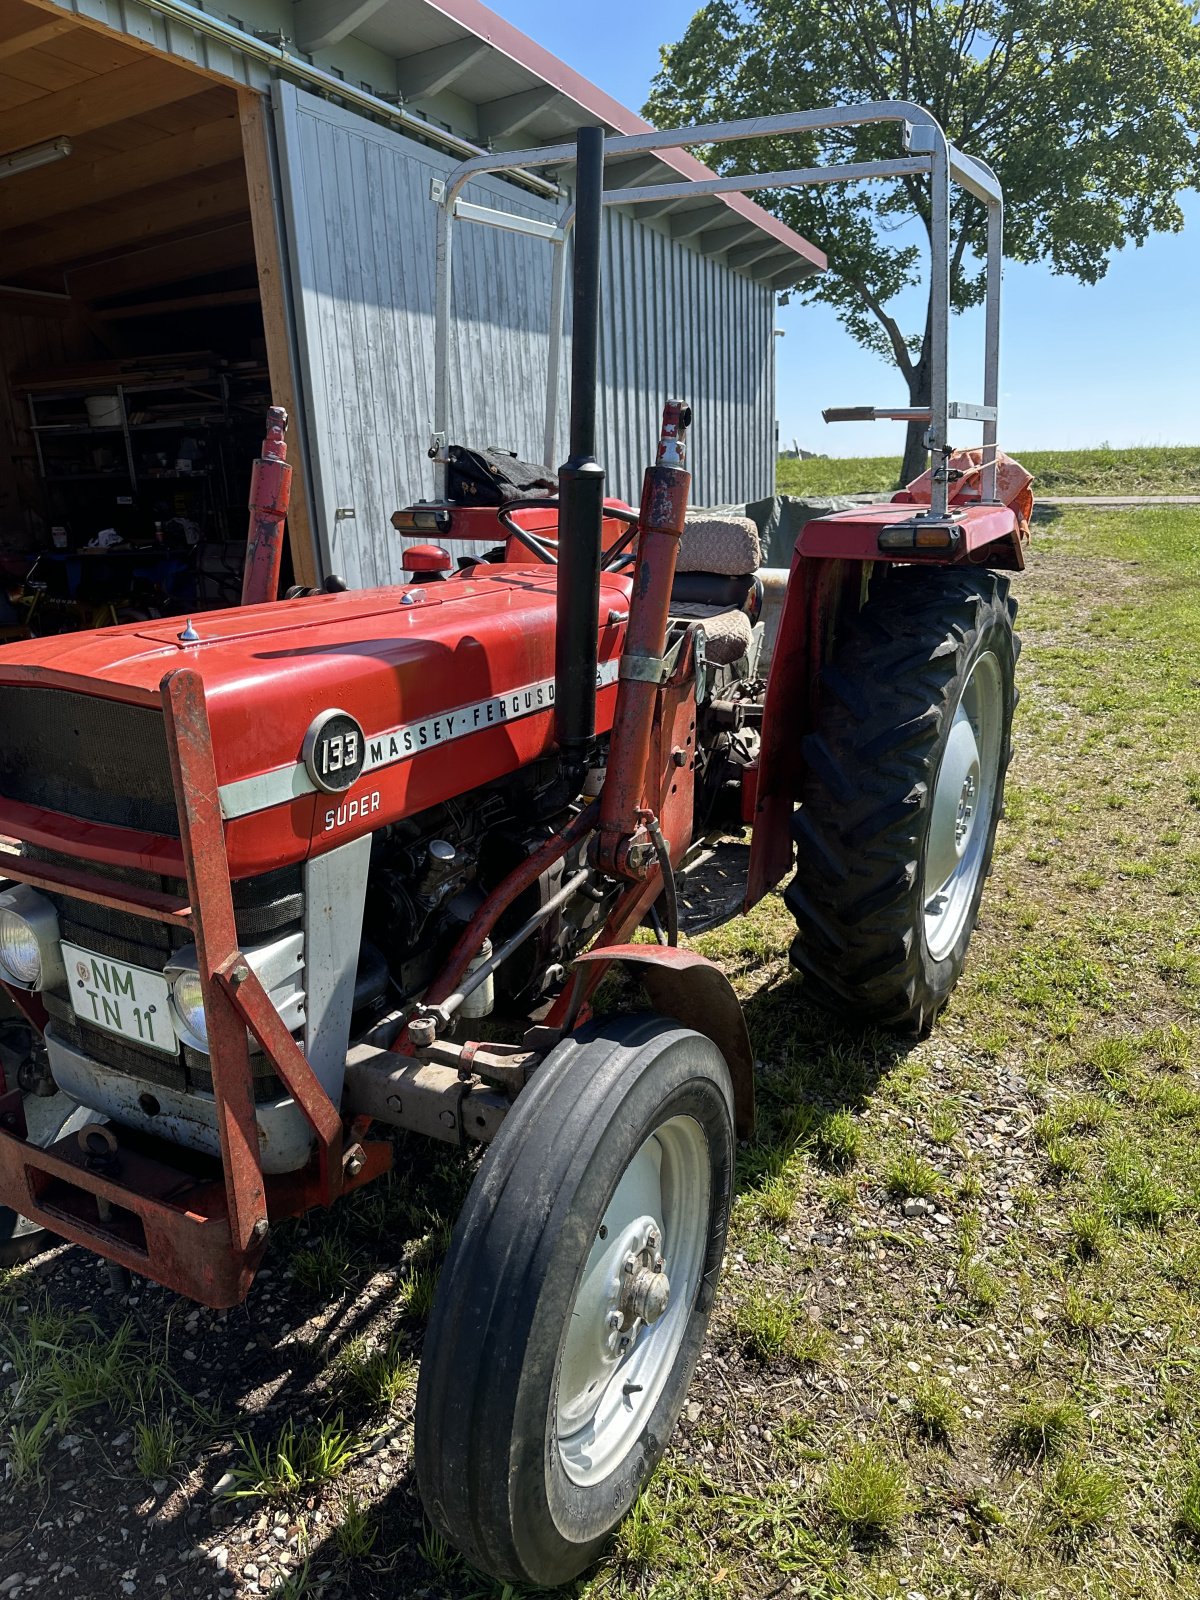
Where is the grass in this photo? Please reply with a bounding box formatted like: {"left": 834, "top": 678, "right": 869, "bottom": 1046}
{"left": 332, "top": 1336, "right": 416, "bottom": 1413}
{"left": 777, "top": 444, "right": 1200, "bottom": 497}
{"left": 133, "top": 1409, "right": 188, "bottom": 1481}
{"left": 1003, "top": 1396, "right": 1083, "bottom": 1461}
{"left": 883, "top": 1150, "right": 942, "bottom": 1200}
{"left": 823, "top": 1443, "right": 911, "bottom": 1538}
{"left": 1040, "top": 1453, "right": 1120, "bottom": 1540}
{"left": 814, "top": 1107, "right": 862, "bottom": 1168}
{"left": 730, "top": 1286, "right": 830, "bottom": 1364}
{"left": 228, "top": 1416, "right": 357, "bottom": 1502}
{"left": 334, "top": 1495, "right": 379, "bottom": 1559}
{"left": 909, "top": 1379, "right": 958, "bottom": 1444}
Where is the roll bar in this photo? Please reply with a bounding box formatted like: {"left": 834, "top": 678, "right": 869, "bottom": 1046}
{"left": 430, "top": 102, "right": 1004, "bottom": 518}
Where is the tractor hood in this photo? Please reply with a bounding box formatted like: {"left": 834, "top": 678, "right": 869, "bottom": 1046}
{"left": 0, "top": 566, "right": 632, "bottom": 877}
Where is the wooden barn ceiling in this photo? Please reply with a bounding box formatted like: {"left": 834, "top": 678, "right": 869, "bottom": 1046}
{"left": 0, "top": 2, "right": 251, "bottom": 305}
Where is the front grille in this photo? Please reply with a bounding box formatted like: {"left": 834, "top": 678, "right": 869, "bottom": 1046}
{"left": 0, "top": 685, "right": 178, "bottom": 835}
{"left": 29, "top": 849, "right": 305, "bottom": 1102}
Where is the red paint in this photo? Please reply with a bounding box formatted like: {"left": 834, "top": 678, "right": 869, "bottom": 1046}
{"left": 0, "top": 562, "right": 633, "bottom": 876}
{"left": 240, "top": 408, "right": 292, "bottom": 607}
{"left": 162, "top": 669, "right": 269, "bottom": 1258}
{"left": 569, "top": 945, "right": 755, "bottom": 1136}
{"left": 0, "top": 838, "right": 191, "bottom": 924}
{"left": 401, "top": 543, "right": 453, "bottom": 573}
{"left": 596, "top": 404, "right": 692, "bottom": 877}
{"left": 796, "top": 501, "right": 1019, "bottom": 561}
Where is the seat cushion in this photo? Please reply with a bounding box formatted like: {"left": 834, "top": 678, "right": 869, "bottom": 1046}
{"left": 669, "top": 603, "right": 753, "bottom": 665}
{"left": 677, "top": 514, "right": 762, "bottom": 576}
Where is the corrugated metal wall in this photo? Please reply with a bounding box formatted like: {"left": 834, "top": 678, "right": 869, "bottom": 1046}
{"left": 274, "top": 86, "right": 777, "bottom": 585}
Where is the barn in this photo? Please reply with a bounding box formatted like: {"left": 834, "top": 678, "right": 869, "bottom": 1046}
{"left": 0, "top": 0, "right": 824, "bottom": 614}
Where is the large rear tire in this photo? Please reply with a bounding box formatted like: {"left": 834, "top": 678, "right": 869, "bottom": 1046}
{"left": 414, "top": 1014, "right": 735, "bottom": 1588}
{"left": 785, "top": 566, "right": 1018, "bottom": 1033}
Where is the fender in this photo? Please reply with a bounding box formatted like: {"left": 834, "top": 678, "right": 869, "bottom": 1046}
{"left": 571, "top": 945, "right": 755, "bottom": 1138}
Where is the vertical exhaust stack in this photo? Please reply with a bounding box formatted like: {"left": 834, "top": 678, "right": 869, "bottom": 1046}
{"left": 554, "top": 125, "right": 606, "bottom": 781}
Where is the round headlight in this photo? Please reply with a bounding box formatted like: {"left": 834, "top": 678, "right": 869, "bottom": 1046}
{"left": 171, "top": 971, "right": 208, "bottom": 1047}
{"left": 0, "top": 907, "right": 41, "bottom": 987}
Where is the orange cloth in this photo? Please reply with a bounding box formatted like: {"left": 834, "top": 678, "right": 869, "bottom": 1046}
{"left": 906, "top": 448, "right": 1034, "bottom": 537}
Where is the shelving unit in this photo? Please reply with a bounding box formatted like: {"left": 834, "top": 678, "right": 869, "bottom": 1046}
{"left": 23, "top": 355, "right": 269, "bottom": 545}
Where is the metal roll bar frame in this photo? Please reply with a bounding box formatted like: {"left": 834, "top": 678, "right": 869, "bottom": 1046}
{"left": 429, "top": 101, "right": 1004, "bottom": 518}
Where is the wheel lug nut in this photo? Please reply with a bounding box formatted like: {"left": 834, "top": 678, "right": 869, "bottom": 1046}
{"left": 606, "top": 1310, "right": 622, "bottom": 1331}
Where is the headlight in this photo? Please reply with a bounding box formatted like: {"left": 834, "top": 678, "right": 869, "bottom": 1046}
{"left": 166, "top": 932, "right": 303, "bottom": 1056}
{"left": 0, "top": 885, "right": 64, "bottom": 992}
{"left": 170, "top": 970, "right": 208, "bottom": 1049}
{"left": 0, "top": 906, "right": 41, "bottom": 987}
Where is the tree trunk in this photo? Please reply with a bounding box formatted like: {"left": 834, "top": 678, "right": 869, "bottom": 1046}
{"left": 899, "top": 345, "right": 932, "bottom": 487}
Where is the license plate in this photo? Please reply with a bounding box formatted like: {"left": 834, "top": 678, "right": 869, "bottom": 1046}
{"left": 61, "top": 942, "right": 178, "bottom": 1055}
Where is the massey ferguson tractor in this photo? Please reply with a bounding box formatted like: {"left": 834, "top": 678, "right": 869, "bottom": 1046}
{"left": 0, "top": 106, "right": 1028, "bottom": 1586}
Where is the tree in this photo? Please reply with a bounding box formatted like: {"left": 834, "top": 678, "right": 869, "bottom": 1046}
{"left": 644, "top": 0, "right": 1200, "bottom": 482}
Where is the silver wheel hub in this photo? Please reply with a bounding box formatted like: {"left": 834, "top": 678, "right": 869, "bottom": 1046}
{"left": 923, "top": 649, "right": 1004, "bottom": 962}
{"left": 556, "top": 1115, "right": 709, "bottom": 1487}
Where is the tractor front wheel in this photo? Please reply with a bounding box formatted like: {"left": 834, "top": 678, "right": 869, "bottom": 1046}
{"left": 786, "top": 566, "right": 1018, "bottom": 1033}
{"left": 414, "top": 1015, "right": 734, "bottom": 1588}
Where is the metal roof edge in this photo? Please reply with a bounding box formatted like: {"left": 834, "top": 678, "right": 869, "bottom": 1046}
{"left": 411, "top": 0, "right": 827, "bottom": 272}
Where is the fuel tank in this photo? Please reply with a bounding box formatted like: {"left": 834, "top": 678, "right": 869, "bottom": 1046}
{"left": 0, "top": 564, "right": 633, "bottom": 877}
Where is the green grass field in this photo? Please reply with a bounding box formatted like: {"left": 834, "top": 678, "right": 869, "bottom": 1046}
{"left": 778, "top": 445, "right": 1200, "bottom": 498}
{"left": 2, "top": 498, "right": 1199, "bottom": 1598}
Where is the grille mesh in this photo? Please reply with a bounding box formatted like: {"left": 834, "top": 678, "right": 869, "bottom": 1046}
{"left": 0, "top": 685, "right": 178, "bottom": 835}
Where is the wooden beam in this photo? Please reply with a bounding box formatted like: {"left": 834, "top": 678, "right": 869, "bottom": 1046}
{"left": 238, "top": 89, "right": 318, "bottom": 589}
{"left": 728, "top": 238, "right": 785, "bottom": 271}
{"left": 293, "top": 0, "right": 390, "bottom": 52}
{"left": 605, "top": 156, "right": 666, "bottom": 190}
{"left": 759, "top": 260, "right": 821, "bottom": 288}
{"left": 0, "top": 283, "right": 71, "bottom": 316}
{"left": 95, "top": 286, "right": 260, "bottom": 319}
{"left": 69, "top": 220, "right": 255, "bottom": 300}
{"left": 0, "top": 115, "right": 242, "bottom": 229}
{"left": 0, "top": 55, "right": 207, "bottom": 152}
{"left": 5, "top": 163, "right": 249, "bottom": 276}
{"left": 477, "top": 88, "right": 561, "bottom": 142}
{"left": 395, "top": 39, "right": 490, "bottom": 101}
{"left": 668, "top": 202, "right": 730, "bottom": 241}
{"left": 631, "top": 196, "right": 686, "bottom": 221}
{"left": 0, "top": 17, "right": 77, "bottom": 64}
{"left": 696, "top": 221, "right": 760, "bottom": 254}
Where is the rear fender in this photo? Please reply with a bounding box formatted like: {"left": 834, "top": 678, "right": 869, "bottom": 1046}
{"left": 570, "top": 945, "right": 755, "bottom": 1138}
{"left": 797, "top": 500, "right": 1024, "bottom": 569}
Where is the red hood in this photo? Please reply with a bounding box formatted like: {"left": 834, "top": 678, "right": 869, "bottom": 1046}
{"left": 0, "top": 566, "right": 631, "bottom": 875}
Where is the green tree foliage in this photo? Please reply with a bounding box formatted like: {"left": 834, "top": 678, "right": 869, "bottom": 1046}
{"left": 645, "top": 0, "right": 1200, "bottom": 478}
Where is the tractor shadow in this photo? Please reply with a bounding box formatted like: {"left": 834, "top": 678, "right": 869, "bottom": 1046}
{"left": 3, "top": 893, "right": 920, "bottom": 1600}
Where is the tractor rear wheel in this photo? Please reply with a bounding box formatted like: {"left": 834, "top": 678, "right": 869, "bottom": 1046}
{"left": 785, "top": 566, "right": 1018, "bottom": 1033}
{"left": 414, "top": 1015, "right": 734, "bottom": 1588}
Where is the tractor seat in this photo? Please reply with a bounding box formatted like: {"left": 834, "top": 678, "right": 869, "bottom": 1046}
{"left": 670, "top": 514, "right": 762, "bottom": 664}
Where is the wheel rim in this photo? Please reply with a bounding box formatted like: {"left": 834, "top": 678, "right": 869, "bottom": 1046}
{"left": 923, "top": 649, "right": 1004, "bottom": 962}
{"left": 556, "top": 1114, "right": 710, "bottom": 1487}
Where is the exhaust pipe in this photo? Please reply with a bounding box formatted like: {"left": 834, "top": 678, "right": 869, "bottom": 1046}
{"left": 554, "top": 125, "right": 606, "bottom": 779}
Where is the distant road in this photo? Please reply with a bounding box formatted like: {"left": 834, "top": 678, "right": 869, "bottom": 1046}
{"left": 1037, "top": 494, "right": 1200, "bottom": 506}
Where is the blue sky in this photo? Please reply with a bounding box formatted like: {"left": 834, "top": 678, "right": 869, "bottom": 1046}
{"left": 499, "top": 0, "right": 1200, "bottom": 457}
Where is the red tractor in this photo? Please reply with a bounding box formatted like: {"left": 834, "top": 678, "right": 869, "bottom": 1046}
{"left": 0, "top": 107, "right": 1027, "bottom": 1587}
